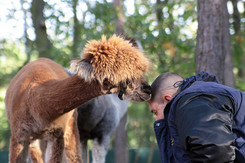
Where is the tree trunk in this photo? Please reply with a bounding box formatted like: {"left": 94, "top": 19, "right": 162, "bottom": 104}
{"left": 30, "top": 0, "right": 53, "bottom": 58}
{"left": 156, "top": 0, "right": 164, "bottom": 24}
{"left": 20, "top": 0, "right": 32, "bottom": 67}
{"left": 113, "top": 0, "right": 128, "bottom": 162}
{"left": 195, "top": 0, "right": 234, "bottom": 87}
{"left": 113, "top": 0, "right": 125, "bottom": 35}
{"left": 72, "top": 0, "right": 81, "bottom": 58}
{"left": 155, "top": 0, "right": 167, "bottom": 70}
{"left": 232, "top": 0, "right": 241, "bottom": 34}
{"left": 115, "top": 113, "right": 129, "bottom": 163}
{"left": 223, "top": 0, "right": 235, "bottom": 87}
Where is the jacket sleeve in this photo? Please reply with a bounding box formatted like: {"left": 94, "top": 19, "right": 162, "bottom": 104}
{"left": 175, "top": 93, "right": 236, "bottom": 162}
{"left": 154, "top": 119, "right": 169, "bottom": 163}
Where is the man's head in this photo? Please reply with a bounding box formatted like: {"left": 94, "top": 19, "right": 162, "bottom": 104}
{"left": 148, "top": 72, "right": 184, "bottom": 120}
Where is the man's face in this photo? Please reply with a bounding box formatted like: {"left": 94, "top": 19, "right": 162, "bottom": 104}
{"left": 148, "top": 93, "right": 168, "bottom": 121}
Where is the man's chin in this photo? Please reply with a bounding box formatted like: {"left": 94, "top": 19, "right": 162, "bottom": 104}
{"left": 155, "top": 116, "right": 164, "bottom": 121}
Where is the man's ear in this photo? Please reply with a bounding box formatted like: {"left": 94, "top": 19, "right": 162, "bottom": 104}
{"left": 164, "top": 95, "right": 172, "bottom": 102}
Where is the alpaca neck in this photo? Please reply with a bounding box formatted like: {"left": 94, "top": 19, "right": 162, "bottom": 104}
{"left": 32, "top": 74, "right": 103, "bottom": 122}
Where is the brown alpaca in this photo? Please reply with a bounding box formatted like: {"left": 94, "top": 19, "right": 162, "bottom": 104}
{"left": 5, "top": 35, "right": 151, "bottom": 163}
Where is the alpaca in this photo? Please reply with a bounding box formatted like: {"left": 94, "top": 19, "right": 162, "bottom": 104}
{"left": 77, "top": 94, "right": 128, "bottom": 163}
{"left": 74, "top": 37, "right": 140, "bottom": 163}
{"left": 4, "top": 35, "right": 151, "bottom": 163}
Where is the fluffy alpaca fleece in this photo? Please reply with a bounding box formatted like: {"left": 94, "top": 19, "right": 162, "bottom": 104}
{"left": 71, "top": 35, "right": 150, "bottom": 85}
{"left": 77, "top": 94, "right": 129, "bottom": 163}
{"left": 5, "top": 35, "right": 152, "bottom": 163}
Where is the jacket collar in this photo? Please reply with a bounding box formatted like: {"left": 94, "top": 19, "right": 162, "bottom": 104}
{"left": 164, "top": 72, "right": 220, "bottom": 117}
{"left": 180, "top": 71, "right": 220, "bottom": 91}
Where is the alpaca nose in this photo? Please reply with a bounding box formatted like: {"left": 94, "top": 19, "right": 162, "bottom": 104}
{"left": 141, "top": 82, "right": 152, "bottom": 94}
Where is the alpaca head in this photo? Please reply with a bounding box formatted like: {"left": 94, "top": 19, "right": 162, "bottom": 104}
{"left": 70, "top": 35, "right": 151, "bottom": 102}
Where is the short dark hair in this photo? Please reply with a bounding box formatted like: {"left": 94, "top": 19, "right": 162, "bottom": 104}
{"left": 150, "top": 72, "right": 183, "bottom": 101}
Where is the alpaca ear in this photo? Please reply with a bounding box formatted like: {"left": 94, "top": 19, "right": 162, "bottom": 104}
{"left": 70, "top": 59, "right": 94, "bottom": 82}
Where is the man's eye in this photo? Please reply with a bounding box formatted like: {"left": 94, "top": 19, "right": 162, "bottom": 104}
{"left": 151, "top": 110, "right": 157, "bottom": 115}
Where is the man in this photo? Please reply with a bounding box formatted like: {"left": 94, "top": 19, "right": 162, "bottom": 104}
{"left": 148, "top": 72, "right": 245, "bottom": 162}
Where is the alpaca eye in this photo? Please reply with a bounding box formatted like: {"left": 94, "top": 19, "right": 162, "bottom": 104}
{"left": 103, "top": 78, "right": 116, "bottom": 90}
{"left": 102, "top": 79, "right": 109, "bottom": 88}
{"left": 103, "top": 82, "right": 109, "bottom": 89}
{"left": 126, "top": 79, "right": 130, "bottom": 85}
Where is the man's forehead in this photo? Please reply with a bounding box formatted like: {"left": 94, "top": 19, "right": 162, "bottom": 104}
{"left": 150, "top": 92, "right": 163, "bottom": 103}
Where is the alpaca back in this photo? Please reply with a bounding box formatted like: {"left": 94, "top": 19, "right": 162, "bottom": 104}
{"left": 77, "top": 94, "right": 129, "bottom": 163}
{"left": 5, "top": 58, "right": 68, "bottom": 133}
{"left": 77, "top": 94, "right": 128, "bottom": 140}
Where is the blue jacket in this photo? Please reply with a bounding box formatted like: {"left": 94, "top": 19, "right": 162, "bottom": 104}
{"left": 154, "top": 72, "right": 245, "bottom": 162}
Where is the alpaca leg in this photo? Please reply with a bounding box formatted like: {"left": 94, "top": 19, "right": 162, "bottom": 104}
{"left": 92, "top": 136, "right": 110, "bottom": 163}
{"left": 44, "top": 141, "right": 52, "bottom": 163}
{"left": 39, "top": 140, "right": 47, "bottom": 161}
{"left": 64, "top": 115, "right": 82, "bottom": 163}
{"left": 45, "top": 129, "right": 65, "bottom": 163}
{"left": 9, "top": 135, "right": 29, "bottom": 163}
{"left": 81, "top": 140, "right": 88, "bottom": 163}
{"left": 28, "top": 139, "right": 44, "bottom": 163}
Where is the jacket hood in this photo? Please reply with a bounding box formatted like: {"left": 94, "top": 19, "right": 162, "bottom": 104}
{"left": 180, "top": 72, "right": 220, "bottom": 91}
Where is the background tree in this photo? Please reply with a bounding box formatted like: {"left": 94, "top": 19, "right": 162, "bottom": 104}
{"left": 195, "top": 0, "right": 235, "bottom": 87}
{"left": 72, "top": 0, "right": 82, "bottom": 58}
{"left": 31, "top": 0, "right": 53, "bottom": 58}
{"left": 113, "top": 0, "right": 129, "bottom": 163}
{"left": 20, "top": 0, "right": 32, "bottom": 66}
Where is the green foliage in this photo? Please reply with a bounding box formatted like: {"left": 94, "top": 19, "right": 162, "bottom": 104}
{"left": 0, "top": 40, "right": 30, "bottom": 151}
{"left": 0, "top": 89, "right": 10, "bottom": 151}
{"left": 0, "top": 40, "right": 29, "bottom": 86}
{"left": 124, "top": 1, "right": 196, "bottom": 81}
{"left": 128, "top": 102, "right": 157, "bottom": 148}
{"left": 236, "top": 79, "right": 245, "bottom": 92}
